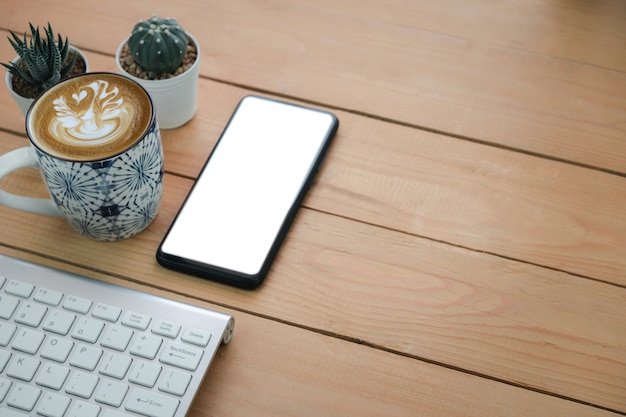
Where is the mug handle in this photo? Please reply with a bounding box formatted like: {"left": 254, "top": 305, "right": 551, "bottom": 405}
{"left": 0, "top": 146, "right": 61, "bottom": 216}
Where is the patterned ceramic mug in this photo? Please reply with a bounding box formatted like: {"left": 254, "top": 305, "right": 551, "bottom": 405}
{"left": 0, "top": 72, "right": 164, "bottom": 241}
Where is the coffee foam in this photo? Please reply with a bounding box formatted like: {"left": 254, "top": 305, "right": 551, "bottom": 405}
{"left": 28, "top": 73, "right": 152, "bottom": 161}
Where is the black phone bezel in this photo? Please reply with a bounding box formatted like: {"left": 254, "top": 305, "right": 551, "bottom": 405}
{"left": 156, "top": 95, "right": 339, "bottom": 289}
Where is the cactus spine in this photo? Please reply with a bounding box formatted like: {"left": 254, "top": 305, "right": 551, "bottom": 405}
{"left": 128, "top": 15, "right": 188, "bottom": 75}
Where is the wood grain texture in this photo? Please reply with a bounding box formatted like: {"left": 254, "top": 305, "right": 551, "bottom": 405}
{"left": 0, "top": 126, "right": 624, "bottom": 410}
{"left": 310, "top": 112, "right": 626, "bottom": 286}
{"left": 0, "top": 247, "right": 619, "bottom": 417}
{"left": 2, "top": 0, "right": 626, "bottom": 173}
{"left": 1, "top": 1, "right": 625, "bottom": 415}
{"left": 312, "top": 0, "right": 626, "bottom": 72}
{"left": 3, "top": 46, "right": 624, "bottom": 288}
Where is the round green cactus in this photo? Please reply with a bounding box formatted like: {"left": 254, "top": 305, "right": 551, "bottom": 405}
{"left": 128, "top": 15, "right": 188, "bottom": 75}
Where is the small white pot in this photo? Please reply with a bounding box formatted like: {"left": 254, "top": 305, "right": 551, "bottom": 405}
{"left": 115, "top": 32, "right": 200, "bottom": 129}
{"left": 5, "top": 47, "right": 89, "bottom": 115}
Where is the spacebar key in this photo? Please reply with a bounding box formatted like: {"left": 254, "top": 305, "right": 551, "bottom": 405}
{"left": 126, "top": 388, "right": 180, "bottom": 417}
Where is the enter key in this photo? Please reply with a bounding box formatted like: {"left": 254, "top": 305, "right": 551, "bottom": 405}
{"left": 126, "top": 387, "right": 180, "bottom": 417}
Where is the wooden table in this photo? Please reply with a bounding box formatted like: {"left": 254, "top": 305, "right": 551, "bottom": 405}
{"left": 1, "top": 1, "right": 625, "bottom": 415}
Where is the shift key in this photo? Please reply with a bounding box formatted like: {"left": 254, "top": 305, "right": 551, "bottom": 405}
{"left": 159, "top": 342, "right": 203, "bottom": 371}
{"left": 126, "top": 387, "right": 179, "bottom": 417}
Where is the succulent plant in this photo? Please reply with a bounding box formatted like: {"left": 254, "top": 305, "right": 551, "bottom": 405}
{"left": 128, "top": 15, "right": 188, "bottom": 75}
{"left": 1, "top": 23, "right": 77, "bottom": 91}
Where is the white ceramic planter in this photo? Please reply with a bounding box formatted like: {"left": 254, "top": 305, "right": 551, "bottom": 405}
{"left": 5, "top": 69, "right": 33, "bottom": 115}
{"left": 115, "top": 33, "right": 200, "bottom": 129}
{"left": 5, "top": 47, "right": 89, "bottom": 115}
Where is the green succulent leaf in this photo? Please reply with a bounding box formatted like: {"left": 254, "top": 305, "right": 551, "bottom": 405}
{"left": 7, "top": 31, "right": 27, "bottom": 57}
{"left": 60, "top": 52, "right": 77, "bottom": 79}
{"left": 42, "top": 68, "right": 61, "bottom": 90}
{"left": 1, "top": 62, "right": 37, "bottom": 85}
{"left": 1, "top": 22, "right": 77, "bottom": 91}
{"left": 49, "top": 35, "right": 62, "bottom": 74}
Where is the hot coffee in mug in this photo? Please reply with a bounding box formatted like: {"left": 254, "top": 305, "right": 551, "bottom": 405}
{"left": 29, "top": 73, "right": 153, "bottom": 161}
{"left": 0, "top": 72, "right": 164, "bottom": 241}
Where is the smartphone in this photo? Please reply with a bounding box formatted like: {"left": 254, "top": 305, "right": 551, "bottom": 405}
{"left": 157, "top": 95, "right": 339, "bottom": 289}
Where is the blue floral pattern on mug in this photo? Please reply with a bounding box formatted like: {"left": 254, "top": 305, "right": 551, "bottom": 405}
{"left": 36, "top": 121, "right": 164, "bottom": 241}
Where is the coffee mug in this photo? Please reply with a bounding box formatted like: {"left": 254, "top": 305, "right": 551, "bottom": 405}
{"left": 0, "top": 72, "right": 164, "bottom": 241}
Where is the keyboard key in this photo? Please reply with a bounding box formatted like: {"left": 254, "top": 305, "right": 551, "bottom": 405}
{"left": 152, "top": 319, "right": 181, "bottom": 338}
{"left": 129, "top": 360, "right": 161, "bottom": 388}
{"left": 95, "top": 378, "right": 128, "bottom": 407}
{"left": 182, "top": 328, "right": 212, "bottom": 347}
{"left": 12, "top": 328, "right": 45, "bottom": 354}
{"left": 0, "top": 377, "right": 12, "bottom": 401}
{"left": 36, "top": 362, "right": 70, "bottom": 390}
{"left": 65, "top": 371, "right": 99, "bottom": 398}
{"left": 43, "top": 309, "right": 76, "bottom": 335}
{"left": 34, "top": 288, "right": 63, "bottom": 306}
{"left": 100, "top": 352, "right": 132, "bottom": 379}
{"left": 2, "top": 407, "right": 29, "bottom": 417}
{"left": 5, "top": 280, "right": 34, "bottom": 298}
{"left": 72, "top": 317, "right": 104, "bottom": 343}
{"left": 93, "top": 303, "right": 122, "bottom": 322}
{"left": 0, "top": 322, "right": 16, "bottom": 347}
{"left": 0, "top": 350, "right": 11, "bottom": 372}
{"left": 63, "top": 295, "right": 92, "bottom": 314}
{"left": 158, "top": 368, "right": 192, "bottom": 396}
{"left": 102, "top": 410, "right": 134, "bottom": 417}
{"left": 67, "top": 401, "right": 101, "bottom": 417}
{"left": 6, "top": 382, "right": 40, "bottom": 411}
{"left": 36, "top": 391, "right": 71, "bottom": 417}
{"left": 14, "top": 302, "right": 47, "bottom": 327}
{"left": 160, "top": 342, "right": 203, "bottom": 371}
{"left": 101, "top": 325, "right": 134, "bottom": 351}
{"left": 126, "top": 387, "right": 180, "bottom": 417}
{"left": 6, "top": 354, "right": 40, "bottom": 381}
{"left": 40, "top": 336, "right": 74, "bottom": 363}
{"left": 0, "top": 294, "right": 19, "bottom": 319}
{"left": 70, "top": 343, "right": 103, "bottom": 371}
{"left": 130, "top": 333, "right": 162, "bottom": 360}
{"left": 122, "top": 311, "right": 151, "bottom": 330}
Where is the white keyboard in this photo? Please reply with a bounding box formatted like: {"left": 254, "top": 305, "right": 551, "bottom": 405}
{"left": 0, "top": 254, "right": 234, "bottom": 417}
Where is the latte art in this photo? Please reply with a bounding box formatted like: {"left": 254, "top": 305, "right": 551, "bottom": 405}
{"left": 28, "top": 73, "right": 153, "bottom": 161}
{"left": 50, "top": 80, "right": 134, "bottom": 145}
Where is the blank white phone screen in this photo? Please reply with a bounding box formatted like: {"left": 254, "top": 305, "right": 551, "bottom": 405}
{"left": 160, "top": 96, "right": 336, "bottom": 276}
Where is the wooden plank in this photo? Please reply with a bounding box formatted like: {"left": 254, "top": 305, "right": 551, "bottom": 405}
{"left": 5, "top": 0, "right": 625, "bottom": 71}
{"left": 2, "top": 57, "right": 625, "bottom": 284}
{"left": 0, "top": 131, "right": 624, "bottom": 410}
{"left": 310, "top": 111, "right": 626, "bottom": 286}
{"left": 0, "top": 247, "right": 621, "bottom": 417}
{"left": 314, "top": 0, "right": 626, "bottom": 72}
{"left": 176, "top": 93, "right": 626, "bottom": 287}
{"left": 2, "top": 3, "right": 624, "bottom": 416}
{"left": 2, "top": 1, "right": 626, "bottom": 173}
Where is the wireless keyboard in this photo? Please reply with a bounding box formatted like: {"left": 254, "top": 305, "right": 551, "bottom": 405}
{"left": 0, "top": 254, "right": 234, "bottom": 417}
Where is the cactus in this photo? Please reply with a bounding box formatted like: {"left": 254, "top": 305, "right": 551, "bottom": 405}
{"left": 1, "top": 23, "right": 77, "bottom": 91}
{"left": 128, "top": 15, "right": 188, "bottom": 75}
